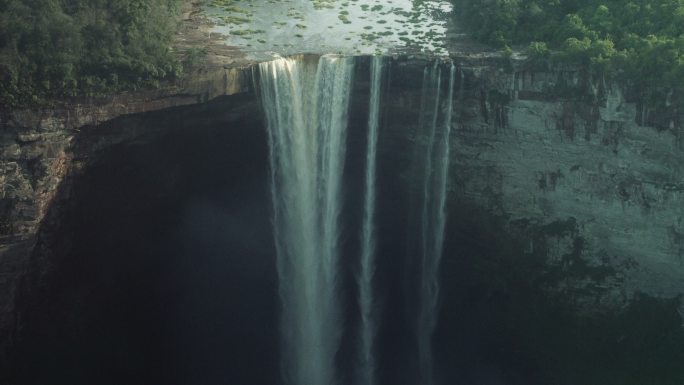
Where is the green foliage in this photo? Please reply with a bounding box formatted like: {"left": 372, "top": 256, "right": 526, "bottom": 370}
{"left": 182, "top": 47, "right": 208, "bottom": 68}
{"left": 529, "top": 41, "right": 550, "bottom": 57}
{"left": 452, "top": 0, "right": 684, "bottom": 93}
{"left": 0, "top": 0, "right": 183, "bottom": 109}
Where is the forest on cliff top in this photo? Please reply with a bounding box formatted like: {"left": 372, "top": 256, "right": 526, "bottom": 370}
{"left": 455, "top": 0, "right": 684, "bottom": 97}
{"left": 0, "top": 0, "right": 182, "bottom": 108}
{"left": 2, "top": 0, "right": 684, "bottom": 109}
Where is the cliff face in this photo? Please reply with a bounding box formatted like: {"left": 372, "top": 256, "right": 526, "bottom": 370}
{"left": 0, "top": 65, "right": 253, "bottom": 362}
{"left": 1, "top": 55, "right": 683, "bottom": 372}
{"left": 451, "top": 61, "right": 684, "bottom": 316}
{"left": 369, "top": 57, "right": 684, "bottom": 318}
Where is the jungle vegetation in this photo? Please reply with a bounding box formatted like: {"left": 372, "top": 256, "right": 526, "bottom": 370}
{"left": 0, "top": 0, "right": 183, "bottom": 109}
{"left": 453, "top": 0, "right": 684, "bottom": 96}
{"left": 4, "top": 1, "right": 684, "bottom": 108}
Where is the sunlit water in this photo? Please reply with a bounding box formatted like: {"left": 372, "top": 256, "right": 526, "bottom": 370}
{"left": 206, "top": 0, "right": 452, "bottom": 58}
{"left": 259, "top": 52, "right": 456, "bottom": 385}
{"left": 258, "top": 55, "right": 354, "bottom": 385}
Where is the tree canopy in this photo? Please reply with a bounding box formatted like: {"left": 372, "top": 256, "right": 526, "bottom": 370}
{"left": 453, "top": 0, "right": 684, "bottom": 94}
{"left": 0, "top": 0, "right": 183, "bottom": 109}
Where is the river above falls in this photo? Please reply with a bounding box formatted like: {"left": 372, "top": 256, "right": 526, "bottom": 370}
{"left": 204, "top": 0, "right": 453, "bottom": 59}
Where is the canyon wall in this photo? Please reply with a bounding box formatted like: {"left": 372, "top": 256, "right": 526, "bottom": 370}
{"left": 446, "top": 58, "right": 682, "bottom": 316}
{"left": 1, "top": 54, "right": 683, "bottom": 369}
{"left": 346, "top": 56, "right": 684, "bottom": 320}
{"left": 0, "top": 64, "right": 253, "bottom": 363}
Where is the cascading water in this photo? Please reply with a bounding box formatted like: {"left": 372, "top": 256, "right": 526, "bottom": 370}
{"left": 258, "top": 55, "right": 354, "bottom": 385}
{"left": 259, "top": 55, "right": 455, "bottom": 385}
{"left": 357, "top": 56, "right": 384, "bottom": 385}
{"left": 415, "top": 61, "right": 456, "bottom": 385}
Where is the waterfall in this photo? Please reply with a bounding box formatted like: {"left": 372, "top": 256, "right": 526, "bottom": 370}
{"left": 259, "top": 55, "right": 455, "bottom": 385}
{"left": 258, "top": 55, "right": 354, "bottom": 385}
{"left": 416, "top": 62, "right": 456, "bottom": 385}
{"left": 357, "top": 56, "right": 384, "bottom": 385}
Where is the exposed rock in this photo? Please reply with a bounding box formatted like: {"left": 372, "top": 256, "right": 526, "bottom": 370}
{"left": 0, "top": 61, "right": 254, "bottom": 365}
{"left": 362, "top": 56, "right": 683, "bottom": 319}
{"left": 447, "top": 63, "right": 684, "bottom": 318}
{"left": 1, "top": 52, "right": 683, "bottom": 372}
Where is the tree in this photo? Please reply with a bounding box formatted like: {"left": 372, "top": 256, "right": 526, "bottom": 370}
{"left": 0, "top": 0, "right": 182, "bottom": 109}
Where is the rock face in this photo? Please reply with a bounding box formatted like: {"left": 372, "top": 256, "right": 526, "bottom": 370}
{"left": 451, "top": 62, "right": 684, "bottom": 316}
{"left": 0, "top": 65, "right": 253, "bottom": 364}
{"left": 1, "top": 54, "right": 683, "bottom": 374}
{"left": 380, "top": 57, "right": 683, "bottom": 317}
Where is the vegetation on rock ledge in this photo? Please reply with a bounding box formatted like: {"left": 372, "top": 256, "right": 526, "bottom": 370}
{"left": 0, "top": 0, "right": 183, "bottom": 109}
{"left": 453, "top": 0, "right": 684, "bottom": 96}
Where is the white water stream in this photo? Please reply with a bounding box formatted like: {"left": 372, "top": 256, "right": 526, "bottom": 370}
{"left": 258, "top": 54, "right": 354, "bottom": 385}
{"left": 357, "top": 56, "right": 384, "bottom": 385}
{"left": 416, "top": 61, "right": 455, "bottom": 385}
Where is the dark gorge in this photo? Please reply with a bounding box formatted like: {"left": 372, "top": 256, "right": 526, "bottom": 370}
{"left": 3, "top": 56, "right": 684, "bottom": 385}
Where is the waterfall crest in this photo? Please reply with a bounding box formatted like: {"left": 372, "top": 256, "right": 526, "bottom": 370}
{"left": 258, "top": 54, "right": 354, "bottom": 385}
{"left": 259, "top": 55, "right": 455, "bottom": 385}
{"left": 357, "top": 56, "right": 384, "bottom": 385}
{"left": 416, "top": 61, "right": 456, "bottom": 385}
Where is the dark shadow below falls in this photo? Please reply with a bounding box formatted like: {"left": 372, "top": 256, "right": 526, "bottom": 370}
{"left": 7, "top": 79, "right": 684, "bottom": 385}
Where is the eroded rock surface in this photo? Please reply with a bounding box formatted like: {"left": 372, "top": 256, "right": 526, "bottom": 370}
{"left": 449, "top": 63, "right": 684, "bottom": 316}
{"left": 1, "top": 52, "right": 683, "bottom": 376}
